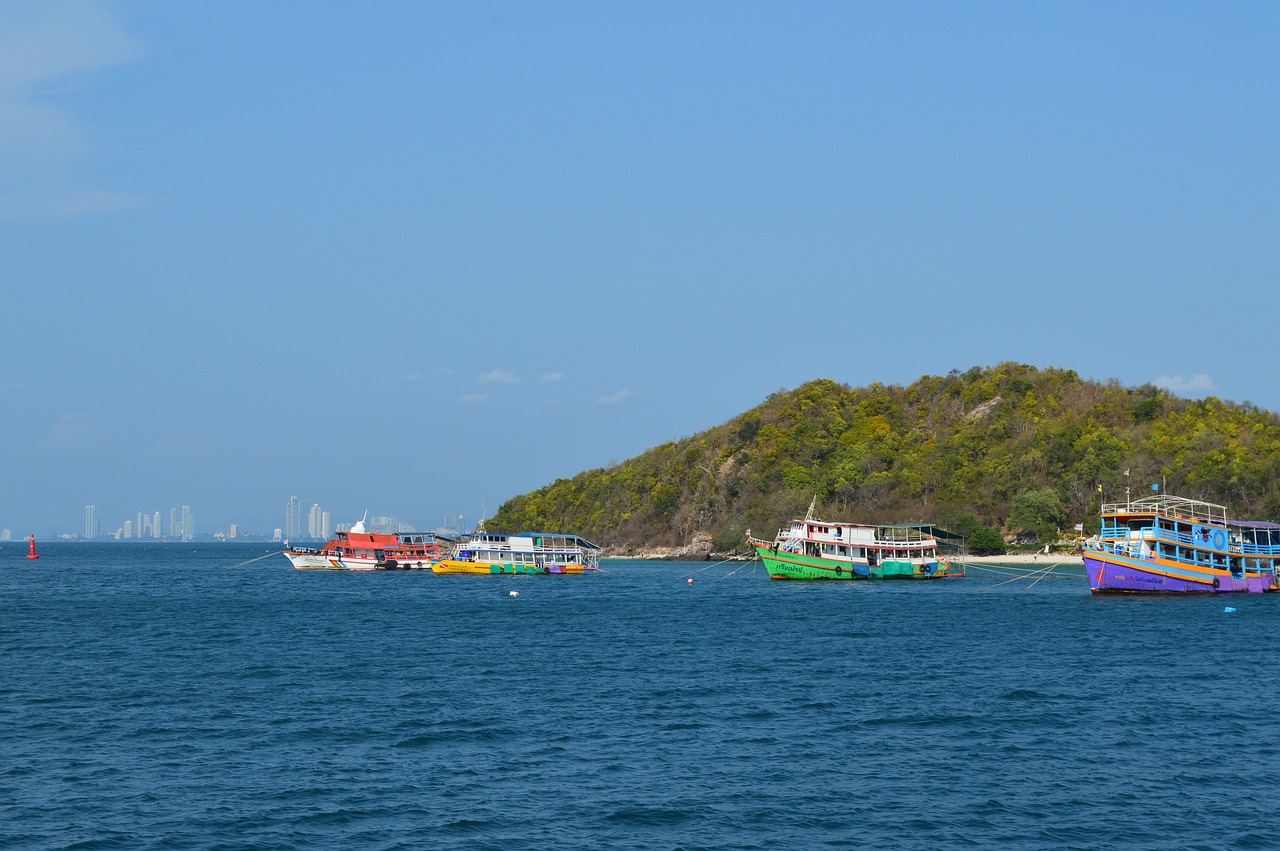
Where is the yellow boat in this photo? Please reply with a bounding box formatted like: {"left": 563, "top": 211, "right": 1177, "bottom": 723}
{"left": 431, "top": 531, "right": 600, "bottom": 575}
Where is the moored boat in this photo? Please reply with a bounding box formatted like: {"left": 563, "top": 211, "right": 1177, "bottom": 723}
{"left": 1082, "top": 494, "right": 1280, "bottom": 594}
{"left": 284, "top": 520, "right": 441, "bottom": 571}
{"left": 432, "top": 531, "right": 601, "bottom": 575}
{"left": 747, "top": 503, "right": 953, "bottom": 580}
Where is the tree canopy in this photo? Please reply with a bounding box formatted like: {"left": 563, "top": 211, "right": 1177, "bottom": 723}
{"left": 487, "top": 364, "right": 1280, "bottom": 550}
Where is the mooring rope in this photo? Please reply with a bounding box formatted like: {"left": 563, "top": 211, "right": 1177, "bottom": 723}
{"left": 1018, "top": 559, "right": 1073, "bottom": 593}
{"left": 225, "top": 550, "right": 286, "bottom": 570}
{"left": 680, "top": 551, "right": 756, "bottom": 580}
{"left": 982, "top": 560, "right": 1063, "bottom": 590}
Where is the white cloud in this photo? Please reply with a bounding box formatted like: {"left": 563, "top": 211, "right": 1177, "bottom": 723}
{"left": 48, "top": 410, "right": 103, "bottom": 447}
{"left": 459, "top": 392, "right": 488, "bottom": 404}
{"left": 1153, "top": 374, "right": 1215, "bottom": 396}
{"left": 0, "top": 1, "right": 142, "bottom": 220}
{"left": 479, "top": 369, "right": 520, "bottom": 385}
{"left": 401, "top": 371, "right": 422, "bottom": 382}
{"left": 540, "top": 372, "right": 565, "bottom": 383}
{"left": 596, "top": 389, "right": 635, "bottom": 405}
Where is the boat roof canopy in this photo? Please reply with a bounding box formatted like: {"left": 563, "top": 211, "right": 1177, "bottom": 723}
{"left": 517, "top": 532, "right": 601, "bottom": 551}
{"left": 1102, "top": 494, "right": 1229, "bottom": 523}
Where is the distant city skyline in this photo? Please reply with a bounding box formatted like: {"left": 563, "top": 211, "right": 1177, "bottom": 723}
{"left": 31, "top": 499, "right": 470, "bottom": 541}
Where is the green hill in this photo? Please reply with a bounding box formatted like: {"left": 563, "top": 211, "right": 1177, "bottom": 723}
{"left": 487, "top": 363, "right": 1280, "bottom": 551}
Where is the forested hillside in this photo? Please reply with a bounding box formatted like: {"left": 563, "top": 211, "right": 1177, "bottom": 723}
{"left": 487, "top": 364, "right": 1280, "bottom": 550}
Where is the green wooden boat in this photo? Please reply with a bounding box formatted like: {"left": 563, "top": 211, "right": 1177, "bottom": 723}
{"left": 748, "top": 502, "right": 954, "bottom": 581}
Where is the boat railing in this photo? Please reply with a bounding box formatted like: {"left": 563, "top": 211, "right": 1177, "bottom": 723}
{"left": 1102, "top": 522, "right": 1280, "bottom": 556}
{"left": 1101, "top": 494, "right": 1229, "bottom": 523}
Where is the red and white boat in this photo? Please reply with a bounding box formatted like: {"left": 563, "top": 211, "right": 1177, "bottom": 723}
{"left": 284, "top": 519, "right": 441, "bottom": 571}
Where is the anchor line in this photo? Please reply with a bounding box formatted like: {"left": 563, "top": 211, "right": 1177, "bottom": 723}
{"left": 679, "top": 550, "right": 757, "bottom": 580}
{"left": 225, "top": 550, "right": 287, "bottom": 570}
{"left": 1018, "top": 559, "right": 1071, "bottom": 593}
{"left": 985, "top": 560, "right": 1061, "bottom": 590}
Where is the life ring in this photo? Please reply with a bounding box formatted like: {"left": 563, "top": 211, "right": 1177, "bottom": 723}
{"left": 1211, "top": 529, "right": 1226, "bottom": 550}
{"left": 1212, "top": 577, "right": 1220, "bottom": 590}
{"left": 834, "top": 564, "right": 843, "bottom": 574}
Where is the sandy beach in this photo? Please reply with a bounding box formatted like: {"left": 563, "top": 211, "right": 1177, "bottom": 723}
{"left": 961, "top": 553, "right": 1084, "bottom": 567}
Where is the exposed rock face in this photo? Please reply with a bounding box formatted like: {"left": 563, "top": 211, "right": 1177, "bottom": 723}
{"left": 965, "top": 395, "right": 1002, "bottom": 420}
{"left": 604, "top": 532, "right": 715, "bottom": 561}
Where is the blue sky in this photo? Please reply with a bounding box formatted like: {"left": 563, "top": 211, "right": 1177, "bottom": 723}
{"left": 3, "top": 1, "right": 1278, "bottom": 537}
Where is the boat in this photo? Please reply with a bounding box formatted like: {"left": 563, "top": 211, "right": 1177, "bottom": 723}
{"left": 432, "top": 531, "right": 601, "bottom": 575}
{"left": 1082, "top": 493, "right": 1280, "bottom": 594}
{"left": 747, "top": 502, "right": 954, "bottom": 580}
{"left": 284, "top": 520, "right": 441, "bottom": 571}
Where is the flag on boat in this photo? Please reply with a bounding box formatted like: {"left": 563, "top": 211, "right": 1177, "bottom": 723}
{"left": 1151, "top": 483, "right": 1159, "bottom": 491}
{"left": 1097, "top": 483, "right": 1103, "bottom": 492}
{"left": 1123, "top": 469, "right": 1130, "bottom": 477}
{"left": 283, "top": 538, "right": 289, "bottom": 548}
{"left": 1074, "top": 523, "right": 1084, "bottom": 532}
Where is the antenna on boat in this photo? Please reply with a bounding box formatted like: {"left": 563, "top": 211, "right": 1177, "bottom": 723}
{"left": 804, "top": 495, "right": 817, "bottom": 522}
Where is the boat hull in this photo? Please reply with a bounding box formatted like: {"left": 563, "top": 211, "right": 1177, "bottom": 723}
{"left": 752, "top": 544, "right": 950, "bottom": 581}
{"left": 1083, "top": 552, "right": 1275, "bottom": 594}
{"left": 431, "top": 559, "right": 591, "bottom": 575}
{"left": 285, "top": 552, "right": 435, "bottom": 571}
{"left": 286, "top": 552, "right": 360, "bottom": 570}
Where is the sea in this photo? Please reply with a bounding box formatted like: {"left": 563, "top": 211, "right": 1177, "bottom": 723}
{"left": 3, "top": 543, "right": 1279, "bottom": 850}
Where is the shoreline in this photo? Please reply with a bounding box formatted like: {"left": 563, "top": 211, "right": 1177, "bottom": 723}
{"left": 960, "top": 553, "right": 1084, "bottom": 567}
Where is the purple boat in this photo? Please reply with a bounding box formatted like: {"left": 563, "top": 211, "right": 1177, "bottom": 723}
{"left": 1082, "top": 494, "right": 1280, "bottom": 594}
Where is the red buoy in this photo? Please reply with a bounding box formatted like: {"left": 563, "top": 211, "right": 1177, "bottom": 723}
{"left": 26, "top": 534, "right": 39, "bottom": 559}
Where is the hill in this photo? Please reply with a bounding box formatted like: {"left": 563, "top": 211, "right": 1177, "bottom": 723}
{"left": 487, "top": 363, "right": 1280, "bottom": 552}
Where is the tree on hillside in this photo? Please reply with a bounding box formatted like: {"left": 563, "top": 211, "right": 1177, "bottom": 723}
{"left": 1007, "top": 487, "right": 1065, "bottom": 544}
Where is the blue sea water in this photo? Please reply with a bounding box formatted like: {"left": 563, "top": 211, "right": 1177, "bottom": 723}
{"left": 3, "top": 543, "right": 1279, "bottom": 850}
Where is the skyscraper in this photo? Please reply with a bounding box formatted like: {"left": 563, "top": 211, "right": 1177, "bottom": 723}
{"left": 286, "top": 496, "right": 302, "bottom": 542}
{"left": 181, "top": 505, "right": 194, "bottom": 542}
{"left": 170, "top": 508, "right": 178, "bottom": 537}
{"left": 153, "top": 511, "right": 162, "bottom": 539}
{"left": 321, "top": 510, "right": 331, "bottom": 539}
{"left": 308, "top": 503, "right": 323, "bottom": 539}
{"left": 85, "top": 505, "right": 98, "bottom": 540}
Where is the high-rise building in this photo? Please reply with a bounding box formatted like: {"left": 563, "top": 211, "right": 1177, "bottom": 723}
{"left": 124, "top": 519, "right": 134, "bottom": 539}
{"left": 286, "top": 496, "right": 302, "bottom": 542}
{"left": 321, "top": 510, "right": 331, "bottom": 539}
{"left": 170, "top": 508, "right": 178, "bottom": 537}
{"left": 85, "top": 505, "right": 98, "bottom": 540}
{"left": 138, "top": 512, "right": 145, "bottom": 538}
{"left": 153, "top": 512, "right": 162, "bottom": 539}
{"left": 273, "top": 528, "right": 282, "bottom": 542}
{"left": 308, "top": 503, "right": 325, "bottom": 539}
{"left": 181, "top": 505, "right": 194, "bottom": 542}
{"left": 229, "top": 523, "right": 238, "bottom": 539}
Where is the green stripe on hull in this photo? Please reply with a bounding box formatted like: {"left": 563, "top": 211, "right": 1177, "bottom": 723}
{"left": 753, "top": 545, "right": 951, "bottom": 581}
{"left": 487, "top": 563, "right": 547, "bottom": 574}
{"left": 755, "top": 545, "right": 860, "bottom": 580}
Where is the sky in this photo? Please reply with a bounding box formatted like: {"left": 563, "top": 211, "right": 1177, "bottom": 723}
{"left": 3, "top": 0, "right": 1278, "bottom": 537}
